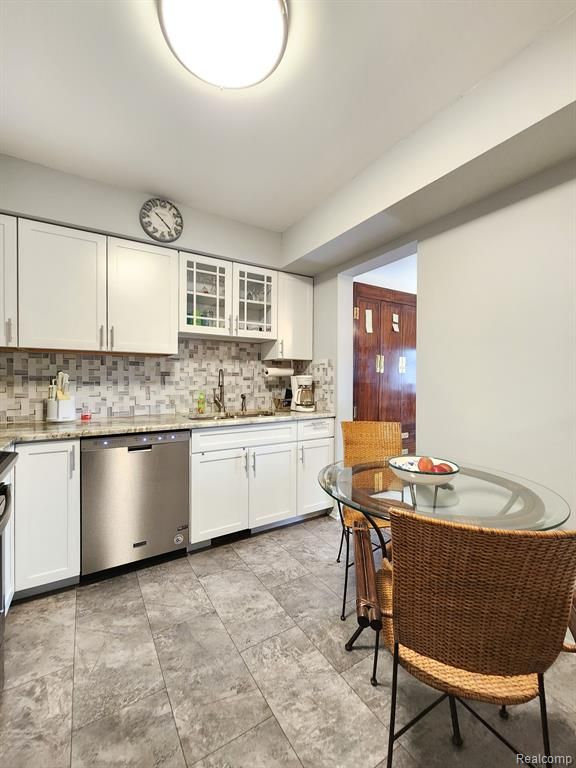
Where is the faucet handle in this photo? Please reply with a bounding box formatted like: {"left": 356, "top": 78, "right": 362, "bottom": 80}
{"left": 240, "top": 393, "right": 247, "bottom": 412}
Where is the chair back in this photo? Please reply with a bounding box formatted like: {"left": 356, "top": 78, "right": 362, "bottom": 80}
{"left": 388, "top": 507, "right": 576, "bottom": 676}
{"left": 341, "top": 421, "right": 402, "bottom": 465}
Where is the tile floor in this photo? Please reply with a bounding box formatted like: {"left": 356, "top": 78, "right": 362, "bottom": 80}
{"left": 1, "top": 513, "right": 575, "bottom": 768}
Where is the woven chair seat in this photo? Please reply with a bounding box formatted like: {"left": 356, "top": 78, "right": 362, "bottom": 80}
{"left": 376, "top": 566, "right": 539, "bottom": 706}
{"left": 343, "top": 506, "right": 391, "bottom": 530}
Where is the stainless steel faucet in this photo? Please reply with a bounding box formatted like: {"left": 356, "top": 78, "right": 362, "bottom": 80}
{"left": 213, "top": 369, "right": 225, "bottom": 412}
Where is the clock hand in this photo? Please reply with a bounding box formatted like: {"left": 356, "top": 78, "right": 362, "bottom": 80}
{"left": 155, "top": 211, "right": 170, "bottom": 228}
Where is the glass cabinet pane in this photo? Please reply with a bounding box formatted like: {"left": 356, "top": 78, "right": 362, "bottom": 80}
{"left": 237, "top": 269, "right": 273, "bottom": 334}
{"left": 185, "top": 258, "right": 228, "bottom": 330}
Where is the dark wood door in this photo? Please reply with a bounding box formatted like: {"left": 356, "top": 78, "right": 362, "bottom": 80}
{"left": 353, "top": 297, "right": 382, "bottom": 421}
{"left": 400, "top": 303, "right": 417, "bottom": 453}
{"left": 379, "top": 302, "right": 403, "bottom": 422}
{"left": 353, "top": 282, "right": 416, "bottom": 453}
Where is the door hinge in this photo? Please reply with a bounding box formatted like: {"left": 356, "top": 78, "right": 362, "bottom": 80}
{"left": 353, "top": 405, "right": 357, "bottom": 419}
{"left": 398, "top": 356, "right": 407, "bottom": 374}
{"left": 353, "top": 306, "right": 359, "bottom": 320}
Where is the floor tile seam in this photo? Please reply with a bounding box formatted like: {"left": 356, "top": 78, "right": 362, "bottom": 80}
{"left": 138, "top": 574, "right": 191, "bottom": 768}
{"left": 228, "top": 616, "right": 297, "bottom": 655}
{"left": 0, "top": 659, "right": 74, "bottom": 695}
{"left": 180, "top": 578, "right": 303, "bottom": 766}
{"left": 69, "top": 685, "right": 171, "bottom": 740}
{"left": 68, "top": 589, "right": 78, "bottom": 768}
{"left": 188, "top": 714, "right": 281, "bottom": 767}
{"left": 290, "top": 613, "right": 370, "bottom": 676}
{"left": 234, "top": 625, "right": 307, "bottom": 768}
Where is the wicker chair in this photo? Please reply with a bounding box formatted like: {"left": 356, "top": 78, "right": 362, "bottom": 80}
{"left": 337, "top": 421, "right": 403, "bottom": 620}
{"left": 347, "top": 511, "right": 576, "bottom": 766}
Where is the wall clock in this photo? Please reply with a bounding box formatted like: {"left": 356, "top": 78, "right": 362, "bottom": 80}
{"left": 139, "top": 198, "right": 183, "bottom": 243}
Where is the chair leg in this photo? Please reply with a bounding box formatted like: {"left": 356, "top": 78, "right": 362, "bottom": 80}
{"left": 386, "top": 643, "right": 400, "bottom": 768}
{"left": 371, "top": 629, "right": 380, "bottom": 686}
{"left": 340, "top": 529, "right": 350, "bottom": 621}
{"left": 345, "top": 624, "right": 365, "bottom": 652}
{"left": 538, "top": 674, "right": 551, "bottom": 757}
{"left": 336, "top": 525, "right": 345, "bottom": 563}
{"left": 499, "top": 705, "right": 509, "bottom": 720}
{"left": 448, "top": 695, "right": 463, "bottom": 746}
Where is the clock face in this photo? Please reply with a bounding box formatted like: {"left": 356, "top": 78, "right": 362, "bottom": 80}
{"left": 139, "top": 198, "right": 183, "bottom": 242}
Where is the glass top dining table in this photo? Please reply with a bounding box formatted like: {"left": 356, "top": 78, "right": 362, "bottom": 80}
{"left": 318, "top": 461, "right": 571, "bottom": 531}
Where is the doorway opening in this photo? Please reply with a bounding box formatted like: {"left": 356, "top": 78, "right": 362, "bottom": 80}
{"left": 352, "top": 252, "right": 417, "bottom": 455}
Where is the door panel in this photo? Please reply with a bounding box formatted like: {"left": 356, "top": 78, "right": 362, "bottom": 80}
{"left": 249, "top": 443, "right": 297, "bottom": 527}
{"left": 297, "top": 438, "right": 334, "bottom": 516}
{"left": 0, "top": 214, "right": 17, "bottom": 347}
{"left": 179, "top": 252, "right": 233, "bottom": 336}
{"left": 15, "top": 441, "right": 80, "bottom": 592}
{"left": 18, "top": 220, "right": 106, "bottom": 351}
{"left": 353, "top": 297, "right": 381, "bottom": 420}
{"left": 108, "top": 237, "right": 178, "bottom": 354}
{"left": 379, "top": 303, "right": 404, "bottom": 422}
{"left": 191, "top": 449, "right": 249, "bottom": 542}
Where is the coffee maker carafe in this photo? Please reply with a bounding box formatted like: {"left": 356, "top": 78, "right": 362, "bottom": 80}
{"left": 290, "top": 375, "right": 315, "bottom": 412}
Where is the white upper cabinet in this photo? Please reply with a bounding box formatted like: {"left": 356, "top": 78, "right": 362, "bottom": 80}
{"left": 108, "top": 237, "right": 178, "bottom": 354}
{"left": 233, "top": 263, "right": 277, "bottom": 340}
{"left": 18, "top": 220, "right": 107, "bottom": 351}
{"left": 262, "top": 272, "right": 313, "bottom": 360}
{"left": 0, "top": 214, "right": 18, "bottom": 347}
{"left": 179, "top": 252, "right": 233, "bottom": 335}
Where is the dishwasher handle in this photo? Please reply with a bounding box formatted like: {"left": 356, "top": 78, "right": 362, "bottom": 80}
{"left": 127, "top": 445, "right": 153, "bottom": 452}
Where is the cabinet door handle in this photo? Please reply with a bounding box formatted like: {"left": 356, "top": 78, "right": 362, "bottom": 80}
{"left": 70, "top": 444, "right": 76, "bottom": 478}
{"left": 110, "top": 325, "right": 115, "bottom": 351}
{"left": 252, "top": 452, "right": 256, "bottom": 476}
{"left": 235, "top": 316, "right": 239, "bottom": 335}
{"left": 244, "top": 450, "right": 248, "bottom": 476}
{"left": 6, "top": 317, "right": 13, "bottom": 344}
{"left": 300, "top": 446, "right": 305, "bottom": 464}
{"left": 279, "top": 339, "right": 284, "bottom": 358}
{"left": 99, "top": 325, "right": 104, "bottom": 350}
{"left": 228, "top": 314, "right": 233, "bottom": 336}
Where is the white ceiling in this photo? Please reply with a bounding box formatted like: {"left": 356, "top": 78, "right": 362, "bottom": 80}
{"left": 1, "top": 0, "right": 574, "bottom": 232}
{"left": 355, "top": 253, "right": 418, "bottom": 295}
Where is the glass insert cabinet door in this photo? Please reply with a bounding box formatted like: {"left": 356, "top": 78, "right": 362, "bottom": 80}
{"left": 179, "top": 253, "right": 233, "bottom": 335}
{"left": 233, "top": 263, "right": 277, "bottom": 339}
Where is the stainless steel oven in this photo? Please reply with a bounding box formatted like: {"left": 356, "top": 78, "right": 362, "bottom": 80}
{"left": 0, "top": 451, "right": 18, "bottom": 690}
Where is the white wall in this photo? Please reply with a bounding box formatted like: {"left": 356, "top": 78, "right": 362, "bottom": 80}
{"left": 313, "top": 271, "right": 353, "bottom": 459}
{"left": 0, "top": 155, "right": 282, "bottom": 267}
{"left": 417, "top": 171, "right": 576, "bottom": 515}
{"left": 282, "top": 14, "right": 576, "bottom": 267}
{"left": 354, "top": 253, "right": 417, "bottom": 294}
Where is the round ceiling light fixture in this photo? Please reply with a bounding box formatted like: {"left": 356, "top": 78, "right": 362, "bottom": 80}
{"left": 159, "top": 0, "right": 289, "bottom": 89}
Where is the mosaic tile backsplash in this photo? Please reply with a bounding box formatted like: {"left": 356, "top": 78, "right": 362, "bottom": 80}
{"left": 0, "top": 340, "right": 334, "bottom": 424}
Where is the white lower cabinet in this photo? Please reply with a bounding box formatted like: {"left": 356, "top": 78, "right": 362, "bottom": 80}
{"left": 249, "top": 443, "right": 297, "bottom": 528}
{"left": 297, "top": 437, "right": 335, "bottom": 516}
{"left": 191, "top": 448, "right": 249, "bottom": 542}
{"left": 190, "top": 420, "right": 334, "bottom": 543}
{"left": 14, "top": 440, "right": 80, "bottom": 593}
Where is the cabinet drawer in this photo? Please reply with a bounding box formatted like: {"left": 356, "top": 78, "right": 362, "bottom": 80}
{"left": 296, "top": 418, "right": 335, "bottom": 442}
{"left": 191, "top": 421, "right": 298, "bottom": 453}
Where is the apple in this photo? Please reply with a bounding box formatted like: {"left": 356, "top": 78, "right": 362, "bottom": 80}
{"left": 431, "top": 465, "right": 444, "bottom": 472}
{"left": 436, "top": 462, "right": 453, "bottom": 473}
{"left": 418, "top": 456, "right": 434, "bottom": 472}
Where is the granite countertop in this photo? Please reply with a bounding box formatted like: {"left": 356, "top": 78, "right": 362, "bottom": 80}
{"left": 0, "top": 411, "right": 336, "bottom": 449}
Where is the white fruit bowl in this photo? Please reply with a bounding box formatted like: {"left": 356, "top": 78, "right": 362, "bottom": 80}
{"left": 388, "top": 456, "right": 460, "bottom": 486}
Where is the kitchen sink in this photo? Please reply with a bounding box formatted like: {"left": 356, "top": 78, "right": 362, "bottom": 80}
{"left": 188, "top": 410, "right": 277, "bottom": 421}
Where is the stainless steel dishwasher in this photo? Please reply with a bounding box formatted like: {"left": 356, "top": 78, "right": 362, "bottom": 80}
{"left": 81, "top": 431, "right": 189, "bottom": 575}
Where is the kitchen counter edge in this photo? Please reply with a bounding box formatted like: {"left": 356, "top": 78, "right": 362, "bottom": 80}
{"left": 0, "top": 412, "right": 336, "bottom": 450}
